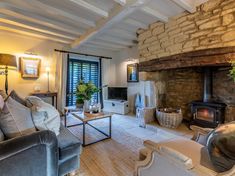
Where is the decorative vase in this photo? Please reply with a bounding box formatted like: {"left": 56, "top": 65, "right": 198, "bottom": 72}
{"left": 83, "top": 100, "right": 90, "bottom": 112}
{"left": 76, "top": 103, "right": 83, "bottom": 109}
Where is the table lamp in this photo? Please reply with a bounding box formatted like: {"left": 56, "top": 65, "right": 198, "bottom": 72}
{"left": 0, "top": 54, "right": 17, "bottom": 95}
{"left": 46, "top": 66, "right": 50, "bottom": 92}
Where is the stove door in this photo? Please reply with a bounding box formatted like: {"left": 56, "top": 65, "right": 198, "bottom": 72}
{"left": 195, "top": 107, "right": 215, "bottom": 122}
{"left": 191, "top": 105, "right": 219, "bottom": 128}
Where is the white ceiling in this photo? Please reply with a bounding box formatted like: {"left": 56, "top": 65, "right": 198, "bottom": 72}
{"left": 0, "top": 0, "right": 207, "bottom": 51}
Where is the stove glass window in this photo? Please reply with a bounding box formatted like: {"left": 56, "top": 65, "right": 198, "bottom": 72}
{"left": 196, "top": 108, "right": 215, "bottom": 122}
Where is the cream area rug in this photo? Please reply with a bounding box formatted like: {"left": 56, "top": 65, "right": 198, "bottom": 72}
{"left": 66, "top": 113, "right": 192, "bottom": 153}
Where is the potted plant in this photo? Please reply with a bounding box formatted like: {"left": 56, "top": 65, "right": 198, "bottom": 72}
{"left": 76, "top": 80, "right": 100, "bottom": 112}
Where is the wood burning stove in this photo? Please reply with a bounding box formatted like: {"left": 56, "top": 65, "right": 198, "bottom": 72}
{"left": 191, "top": 101, "right": 226, "bottom": 128}
{"left": 190, "top": 68, "right": 226, "bottom": 128}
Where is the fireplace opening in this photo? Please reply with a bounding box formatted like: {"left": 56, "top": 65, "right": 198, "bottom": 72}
{"left": 190, "top": 67, "right": 226, "bottom": 128}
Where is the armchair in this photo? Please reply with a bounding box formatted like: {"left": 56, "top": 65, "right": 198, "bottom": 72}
{"left": 135, "top": 126, "right": 235, "bottom": 176}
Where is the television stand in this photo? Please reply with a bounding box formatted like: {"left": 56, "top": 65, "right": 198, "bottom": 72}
{"left": 103, "top": 99, "right": 129, "bottom": 115}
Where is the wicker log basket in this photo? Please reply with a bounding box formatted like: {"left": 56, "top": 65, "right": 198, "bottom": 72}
{"left": 156, "top": 108, "right": 183, "bottom": 128}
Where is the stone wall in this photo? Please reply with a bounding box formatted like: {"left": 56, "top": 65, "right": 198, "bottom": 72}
{"left": 213, "top": 68, "right": 235, "bottom": 122}
{"left": 137, "top": 0, "right": 235, "bottom": 61}
{"left": 147, "top": 69, "right": 203, "bottom": 121}
{"left": 146, "top": 68, "right": 235, "bottom": 122}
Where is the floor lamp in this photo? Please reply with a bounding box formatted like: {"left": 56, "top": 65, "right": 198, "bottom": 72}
{"left": 46, "top": 66, "right": 50, "bottom": 92}
{"left": 0, "top": 54, "right": 17, "bottom": 95}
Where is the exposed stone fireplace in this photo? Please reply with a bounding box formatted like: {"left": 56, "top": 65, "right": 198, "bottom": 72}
{"left": 139, "top": 47, "right": 235, "bottom": 126}
{"left": 136, "top": 0, "right": 235, "bottom": 127}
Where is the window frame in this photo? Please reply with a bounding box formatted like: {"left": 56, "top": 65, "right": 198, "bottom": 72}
{"left": 66, "top": 56, "right": 101, "bottom": 106}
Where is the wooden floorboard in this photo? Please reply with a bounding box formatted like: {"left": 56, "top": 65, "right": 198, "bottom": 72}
{"left": 64, "top": 114, "right": 192, "bottom": 176}
{"left": 77, "top": 139, "right": 137, "bottom": 176}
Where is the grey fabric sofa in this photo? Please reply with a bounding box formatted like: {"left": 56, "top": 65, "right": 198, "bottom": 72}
{"left": 0, "top": 125, "right": 82, "bottom": 176}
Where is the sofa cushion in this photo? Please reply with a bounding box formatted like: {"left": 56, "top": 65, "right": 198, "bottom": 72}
{"left": 0, "top": 90, "right": 7, "bottom": 100}
{"left": 9, "top": 90, "right": 26, "bottom": 106}
{"left": 0, "top": 97, "right": 36, "bottom": 138}
{"left": 0, "top": 128, "right": 4, "bottom": 142}
{"left": 0, "top": 95, "right": 4, "bottom": 111}
{"left": 26, "top": 96, "right": 60, "bottom": 136}
{"left": 206, "top": 122, "right": 235, "bottom": 172}
{"left": 57, "top": 126, "right": 81, "bottom": 161}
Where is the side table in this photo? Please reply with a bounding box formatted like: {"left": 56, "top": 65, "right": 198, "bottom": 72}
{"left": 31, "top": 92, "right": 58, "bottom": 109}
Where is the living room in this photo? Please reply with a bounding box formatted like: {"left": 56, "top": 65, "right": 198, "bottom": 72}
{"left": 0, "top": 0, "right": 235, "bottom": 176}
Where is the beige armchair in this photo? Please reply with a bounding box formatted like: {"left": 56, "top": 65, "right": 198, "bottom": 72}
{"left": 135, "top": 126, "right": 235, "bottom": 176}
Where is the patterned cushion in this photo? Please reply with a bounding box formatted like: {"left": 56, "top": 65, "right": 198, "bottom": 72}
{"left": 206, "top": 122, "right": 235, "bottom": 172}
{"left": 0, "top": 97, "right": 36, "bottom": 138}
{"left": 26, "top": 96, "right": 61, "bottom": 136}
{"left": 9, "top": 90, "right": 26, "bottom": 106}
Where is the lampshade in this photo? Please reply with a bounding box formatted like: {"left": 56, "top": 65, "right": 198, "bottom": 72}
{"left": 0, "top": 54, "right": 17, "bottom": 68}
{"left": 46, "top": 66, "right": 50, "bottom": 72}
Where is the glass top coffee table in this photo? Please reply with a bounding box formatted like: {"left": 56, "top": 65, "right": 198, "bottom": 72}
{"left": 64, "top": 107, "right": 112, "bottom": 147}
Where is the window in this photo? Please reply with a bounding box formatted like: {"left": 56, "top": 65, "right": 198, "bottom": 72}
{"left": 66, "top": 56, "right": 101, "bottom": 106}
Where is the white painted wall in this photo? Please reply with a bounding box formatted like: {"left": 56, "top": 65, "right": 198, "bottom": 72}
{"left": 0, "top": 31, "right": 145, "bottom": 113}
{"left": 0, "top": 31, "right": 65, "bottom": 97}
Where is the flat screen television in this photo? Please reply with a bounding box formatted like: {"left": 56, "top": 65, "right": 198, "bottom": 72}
{"left": 108, "top": 87, "right": 127, "bottom": 100}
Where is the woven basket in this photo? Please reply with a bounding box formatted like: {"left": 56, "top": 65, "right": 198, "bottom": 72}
{"left": 156, "top": 108, "right": 183, "bottom": 128}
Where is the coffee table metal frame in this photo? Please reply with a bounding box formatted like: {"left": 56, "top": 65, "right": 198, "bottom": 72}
{"left": 64, "top": 108, "right": 112, "bottom": 147}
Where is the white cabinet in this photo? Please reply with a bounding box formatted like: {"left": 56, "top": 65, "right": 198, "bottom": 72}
{"left": 103, "top": 100, "right": 129, "bottom": 115}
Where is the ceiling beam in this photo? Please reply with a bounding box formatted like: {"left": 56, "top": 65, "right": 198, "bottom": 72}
{"left": 170, "top": 0, "right": 195, "bottom": 13}
{"left": 124, "top": 18, "right": 147, "bottom": 29}
{"left": 0, "top": 14, "right": 77, "bottom": 40}
{"left": 69, "top": 0, "right": 108, "bottom": 17}
{"left": 109, "top": 28, "right": 136, "bottom": 39}
{"left": 114, "top": 0, "right": 126, "bottom": 6}
{"left": 84, "top": 43, "right": 120, "bottom": 51}
{"left": 89, "top": 40, "right": 127, "bottom": 49}
{"left": 141, "top": 7, "right": 168, "bottom": 22}
{"left": 97, "top": 35, "right": 134, "bottom": 46}
{"left": 0, "top": 22, "right": 72, "bottom": 44}
{"left": 71, "top": 0, "right": 149, "bottom": 49}
{"left": 0, "top": 3, "right": 84, "bottom": 35}
{"left": 25, "top": 0, "right": 95, "bottom": 27}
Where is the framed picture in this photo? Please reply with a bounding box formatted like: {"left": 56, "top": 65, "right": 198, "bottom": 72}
{"left": 20, "top": 57, "right": 41, "bottom": 78}
{"left": 127, "top": 63, "right": 139, "bottom": 82}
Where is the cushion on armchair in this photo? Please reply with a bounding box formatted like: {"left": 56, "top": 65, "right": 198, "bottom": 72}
{"left": 0, "top": 97, "right": 36, "bottom": 138}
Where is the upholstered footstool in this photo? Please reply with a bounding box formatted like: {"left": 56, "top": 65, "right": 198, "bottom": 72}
{"left": 136, "top": 107, "right": 156, "bottom": 128}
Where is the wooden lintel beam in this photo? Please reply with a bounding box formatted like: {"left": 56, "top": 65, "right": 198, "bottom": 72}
{"left": 139, "top": 47, "right": 235, "bottom": 72}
